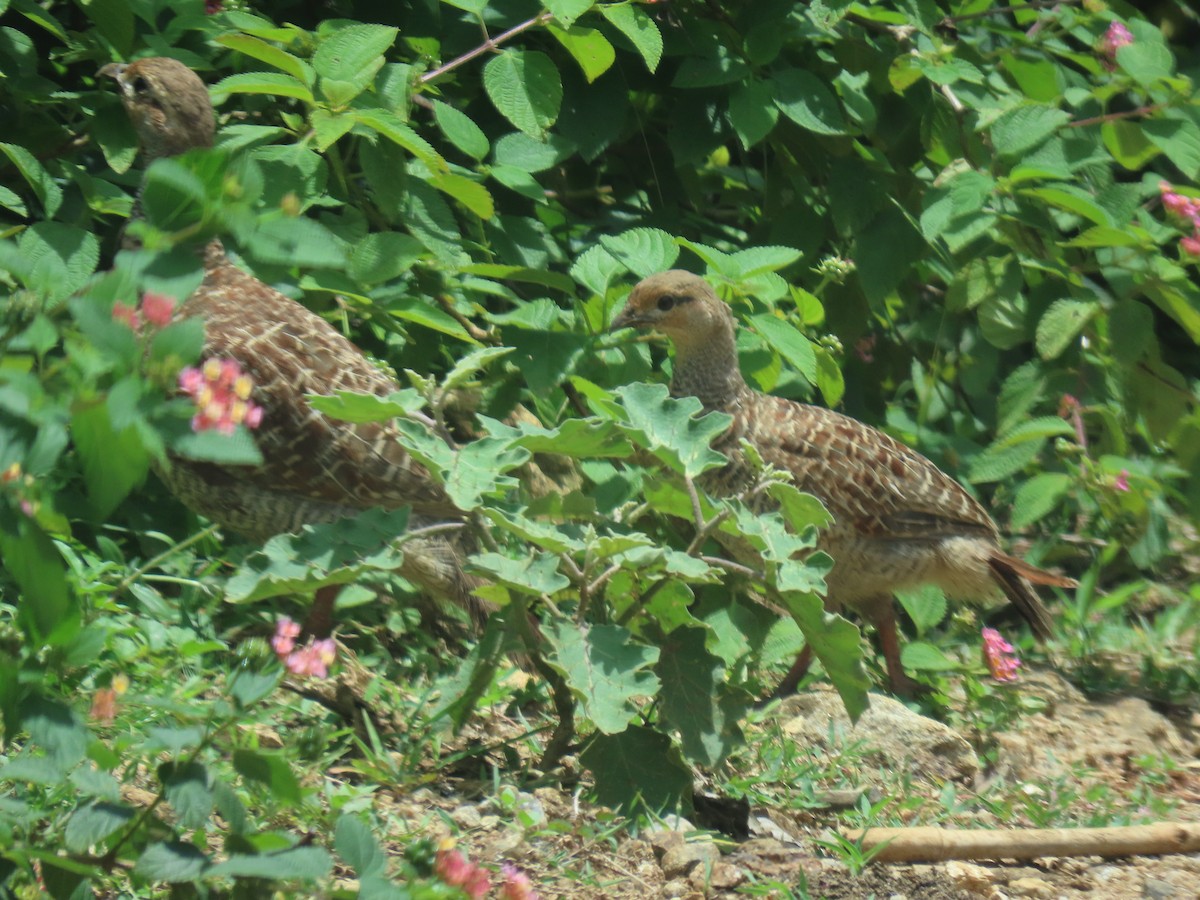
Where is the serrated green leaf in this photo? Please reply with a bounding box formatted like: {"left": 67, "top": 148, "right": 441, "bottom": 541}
{"left": 349, "top": 232, "right": 425, "bottom": 284}
{"left": 614, "top": 382, "right": 731, "bottom": 478}
{"left": 989, "top": 105, "right": 1070, "bottom": 158}
{"left": 598, "top": 228, "right": 679, "bottom": 277}
{"left": 431, "top": 171, "right": 494, "bottom": 219}
{"left": 657, "top": 626, "right": 748, "bottom": 766}
{"left": 216, "top": 34, "right": 314, "bottom": 84}
{"left": 161, "top": 761, "right": 213, "bottom": 831}
{"left": 207, "top": 846, "right": 332, "bottom": 880}
{"left": 72, "top": 401, "right": 150, "bottom": 519}
{"left": 751, "top": 314, "right": 817, "bottom": 384}
{"left": 773, "top": 68, "right": 849, "bottom": 135}
{"left": 1115, "top": 40, "right": 1174, "bottom": 86}
{"left": 729, "top": 79, "right": 779, "bottom": 148}
{"left": 900, "top": 641, "right": 960, "bottom": 672}
{"left": 470, "top": 551, "right": 570, "bottom": 595}
{"left": 549, "top": 22, "right": 615, "bottom": 83}
{"left": 0, "top": 142, "right": 63, "bottom": 217}
{"left": 599, "top": 4, "right": 662, "bottom": 72}
{"left": 354, "top": 109, "right": 444, "bottom": 170}
{"left": 64, "top": 802, "right": 134, "bottom": 853}
{"left": 135, "top": 841, "right": 210, "bottom": 882}
{"left": 967, "top": 438, "right": 1043, "bottom": 483}
{"left": 335, "top": 816, "right": 386, "bottom": 878}
{"left": 211, "top": 72, "right": 314, "bottom": 103}
{"left": 580, "top": 726, "right": 691, "bottom": 814}
{"left": 1010, "top": 472, "right": 1072, "bottom": 530}
{"left": 231, "top": 750, "right": 302, "bottom": 804}
{"left": 895, "top": 585, "right": 948, "bottom": 638}
{"left": 546, "top": 621, "right": 660, "bottom": 734}
{"left": 483, "top": 51, "right": 562, "bottom": 139}
{"left": 1036, "top": 299, "right": 1097, "bottom": 360}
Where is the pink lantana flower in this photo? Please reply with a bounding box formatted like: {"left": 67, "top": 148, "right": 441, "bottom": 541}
{"left": 982, "top": 627, "right": 1021, "bottom": 683}
{"left": 272, "top": 616, "right": 301, "bottom": 656}
{"left": 501, "top": 863, "right": 539, "bottom": 900}
{"left": 435, "top": 844, "right": 491, "bottom": 900}
{"left": 177, "top": 357, "right": 264, "bottom": 435}
{"left": 141, "top": 292, "right": 177, "bottom": 327}
{"left": 1113, "top": 469, "right": 1130, "bottom": 492}
{"left": 1099, "top": 21, "right": 1134, "bottom": 64}
{"left": 112, "top": 301, "right": 141, "bottom": 330}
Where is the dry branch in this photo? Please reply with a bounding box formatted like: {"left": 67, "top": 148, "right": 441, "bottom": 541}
{"left": 842, "top": 823, "right": 1200, "bottom": 864}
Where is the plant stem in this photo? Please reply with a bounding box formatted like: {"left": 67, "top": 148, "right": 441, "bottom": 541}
{"left": 420, "top": 12, "right": 553, "bottom": 85}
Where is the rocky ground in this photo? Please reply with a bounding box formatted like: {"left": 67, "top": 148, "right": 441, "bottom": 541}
{"left": 375, "top": 667, "right": 1200, "bottom": 899}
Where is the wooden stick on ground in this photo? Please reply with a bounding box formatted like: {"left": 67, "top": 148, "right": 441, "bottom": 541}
{"left": 842, "top": 824, "right": 1200, "bottom": 864}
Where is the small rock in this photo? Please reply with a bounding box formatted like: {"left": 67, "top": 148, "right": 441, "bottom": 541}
{"left": 660, "top": 877, "right": 691, "bottom": 898}
{"left": 649, "top": 830, "right": 686, "bottom": 857}
{"left": 488, "top": 826, "right": 524, "bottom": 855}
{"left": 1008, "top": 876, "right": 1055, "bottom": 898}
{"left": 708, "top": 861, "right": 745, "bottom": 890}
{"left": 661, "top": 836, "right": 721, "bottom": 879}
{"left": 450, "top": 804, "right": 482, "bottom": 829}
{"left": 1143, "top": 877, "right": 1177, "bottom": 899}
{"left": 945, "top": 860, "right": 997, "bottom": 896}
{"left": 778, "top": 687, "right": 978, "bottom": 783}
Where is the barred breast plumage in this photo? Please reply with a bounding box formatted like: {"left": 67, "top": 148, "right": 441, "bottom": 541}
{"left": 612, "top": 270, "right": 1074, "bottom": 695}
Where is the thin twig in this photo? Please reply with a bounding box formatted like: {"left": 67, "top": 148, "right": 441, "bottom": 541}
{"left": 420, "top": 12, "right": 553, "bottom": 85}
{"left": 113, "top": 523, "right": 220, "bottom": 597}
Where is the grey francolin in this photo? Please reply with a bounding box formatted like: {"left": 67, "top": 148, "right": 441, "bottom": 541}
{"left": 102, "top": 57, "right": 484, "bottom": 633}
{"left": 612, "top": 270, "right": 1074, "bottom": 696}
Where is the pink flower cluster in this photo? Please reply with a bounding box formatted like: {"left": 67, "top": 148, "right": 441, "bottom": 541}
{"left": 1099, "top": 21, "right": 1134, "bottom": 65}
{"left": 982, "top": 627, "right": 1021, "bottom": 683}
{"left": 2, "top": 462, "right": 37, "bottom": 518}
{"left": 178, "top": 357, "right": 265, "bottom": 435}
{"left": 112, "top": 292, "right": 176, "bottom": 332}
{"left": 1160, "top": 182, "right": 1200, "bottom": 258}
{"left": 272, "top": 616, "right": 337, "bottom": 678}
{"left": 432, "top": 842, "right": 539, "bottom": 900}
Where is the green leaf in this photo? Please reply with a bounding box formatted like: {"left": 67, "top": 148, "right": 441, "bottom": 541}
{"left": 989, "top": 105, "right": 1070, "bottom": 158}
{"left": 1143, "top": 116, "right": 1200, "bottom": 178}
{"left": 614, "top": 383, "right": 731, "bottom": 478}
{"left": 135, "top": 842, "right": 210, "bottom": 882}
{"left": 206, "top": 846, "right": 333, "bottom": 880}
{"left": 1115, "top": 41, "right": 1174, "bottom": 86}
{"left": 750, "top": 314, "right": 817, "bottom": 384}
{"left": 774, "top": 588, "right": 869, "bottom": 721}
{"left": 160, "top": 761, "right": 213, "bottom": 831}
{"left": 967, "top": 438, "right": 1044, "bottom": 483}
{"left": 1035, "top": 299, "right": 1097, "bottom": 360}
{"left": 549, "top": 22, "right": 616, "bottom": 83}
{"left": 16, "top": 222, "right": 99, "bottom": 302}
{"left": 432, "top": 100, "right": 490, "bottom": 160}
{"left": 21, "top": 697, "right": 89, "bottom": 768}
{"left": 72, "top": 402, "right": 149, "bottom": 519}
{"left": 729, "top": 79, "right": 780, "bottom": 148}
{"left": 900, "top": 641, "right": 960, "bottom": 672}
{"left": 349, "top": 232, "right": 425, "bottom": 284}
{"left": 335, "top": 816, "right": 386, "bottom": 878}
{"left": 1021, "top": 185, "right": 1111, "bottom": 227}
{"left": 599, "top": 4, "right": 662, "bottom": 72}
{"left": 0, "top": 142, "right": 63, "bottom": 217}
{"left": 431, "top": 171, "right": 494, "bottom": 219}
{"left": 0, "top": 523, "right": 77, "bottom": 647}
{"left": 773, "top": 68, "right": 850, "bottom": 135}
{"left": 1010, "top": 472, "right": 1072, "bottom": 530}
{"left": 580, "top": 726, "right": 691, "bottom": 814}
{"left": 211, "top": 71, "right": 314, "bottom": 104}
{"left": 546, "top": 620, "right": 660, "bottom": 734}
{"left": 232, "top": 750, "right": 302, "bottom": 804}
{"left": 470, "top": 551, "right": 570, "bottom": 595}
{"left": 216, "top": 34, "right": 314, "bottom": 84}
{"left": 354, "top": 109, "right": 444, "bottom": 170}
{"left": 172, "top": 426, "right": 264, "bottom": 466}
{"left": 598, "top": 228, "right": 679, "bottom": 277}
{"left": 313, "top": 23, "right": 397, "bottom": 98}
{"left": 64, "top": 802, "right": 134, "bottom": 853}
{"left": 895, "top": 585, "right": 948, "bottom": 638}
{"left": 544, "top": 0, "right": 593, "bottom": 27}
{"left": 656, "top": 627, "right": 748, "bottom": 767}
{"left": 483, "top": 51, "right": 563, "bottom": 139}
{"left": 307, "top": 389, "right": 424, "bottom": 423}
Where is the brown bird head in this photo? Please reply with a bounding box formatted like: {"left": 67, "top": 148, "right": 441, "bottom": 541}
{"left": 610, "top": 270, "right": 736, "bottom": 355}
{"left": 100, "top": 57, "right": 214, "bottom": 160}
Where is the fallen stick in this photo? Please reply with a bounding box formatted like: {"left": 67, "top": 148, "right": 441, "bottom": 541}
{"left": 842, "top": 823, "right": 1200, "bottom": 863}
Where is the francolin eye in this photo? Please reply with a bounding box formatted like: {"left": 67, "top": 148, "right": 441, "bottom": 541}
{"left": 130, "top": 75, "right": 150, "bottom": 94}
{"left": 657, "top": 295, "right": 677, "bottom": 312}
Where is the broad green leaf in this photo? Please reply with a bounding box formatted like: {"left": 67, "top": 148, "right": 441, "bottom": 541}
{"left": 614, "top": 383, "right": 731, "bottom": 478}
{"left": 1035, "top": 299, "right": 1097, "bottom": 359}
{"left": 0, "top": 522, "right": 77, "bottom": 647}
{"left": 656, "top": 627, "right": 748, "bottom": 766}
{"left": 1143, "top": 116, "right": 1200, "bottom": 178}
{"left": 72, "top": 402, "right": 149, "bottom": 519}
{"left": 546, "top": 621, "right": 660, "bottom": 734}
{"left": 544, "top": 0, "right": 593, "bottom": 27}
{"left": 549, "top": 22, "right": 616, "bottom": 83}
{"left": 354, "top": 109, "right": 445, "bottom": 170}
{"left": 211, "top": 72, "right": 314, "bottom": 103}
{"left": 1102, "top": 120, "right": 1161, "bottom": 171}
{"left": 900, "top": 641, "right": 959, "bottom": 672}
{"left": 335, "top": 816, "right": 386, "bottom": 878}
{"left": 431, "top": 171, "right": 494, "bottom": 219}
{"left": 217, "top": 34, "right": 314, "bottom": 84}
{"left": 0, "top": 142, "right": 62, "bottom": 217}
{"left": 598, "top": 228, "right": 679, "bottom": 277}
{"left": 1021, "top": 185, "right": 1111, "bottom": 227}
{"left": 989, "top": 105, "right": 1070, "bottom": 158}
{"left": 21, "top": 697, "right": 88, "bottom": 768}
{"left": 1115, "top": 41, "right": 1174, "bottom": 86}
{"left": 313, "top": 23, "right": 397, "bottom": 88}
{"left": 599, "top": 4, "right": 662, "bottom": 72}
{"left": 232, "top": 750, "right": 302, "bottom": 804}
{"left": 729, "top": 79, "right": 779, "bottom": 148}
{"left": 967, "top": 438, "right": 1044, "bottom": 483}
{"left": 64, "top": 802, "right": 133, "bottom": 853}
{"left": 895, "top": 585, "right": 948, "bottom": 638}
{"left": 17, "top": 222, "right": 98, "bottom": 302}
{"left": 1011, "top": 472, "right": 1072, "bottom": 530}
{"left": 751, "top": 314, "right": 817, "bottom": 384}
{"left": 207, "top": 846, "right": 332, "bottom": 880}
{"left": 349, "top": 232, "right": 425, "bottom": 284}
{"left": 773, "top": 68, "right": 849, "bottom": 135}
{"left": 135, "top": 842, "right": 210, "bottom": 882}
{"left": 1109, "top": 300, "right": 1154, "bottom": 365}
{"left": 432, "top": 100, "right": 490, "bottom": 160}
{"left": 393, "top": 422, "right": 527, "bottom": 509}
{"left": 483, "top": 51, "right": 563, "bottom": 139}
{"left": 580, "top": 726, "right": 691, "bottom": 814}
{"left": 161, "top": 761, "right": 213, "bottom": 831}
{"left": 774, "top": 588, "right": 869, "bottom": 721}
{"left": 172, "top": 426, "right": 263, "bottom": 466}
{"left": 470, "top": 551, "right": 570, "bottom": 595}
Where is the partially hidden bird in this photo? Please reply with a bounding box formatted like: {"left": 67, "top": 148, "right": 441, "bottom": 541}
{"left": 611, "top": 270, "right": 1075, "bottom": 696}
{"left": 101, "top": 57, "right": 486, "bottom": 633}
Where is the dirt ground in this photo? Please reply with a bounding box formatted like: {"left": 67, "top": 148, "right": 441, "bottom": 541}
{"left": 379, "top": 666, "right": 1200, "bottom": 899}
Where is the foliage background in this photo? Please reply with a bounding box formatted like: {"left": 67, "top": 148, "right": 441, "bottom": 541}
{"left": 1, "top": 0, "right": 1198, "bottom": 894}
